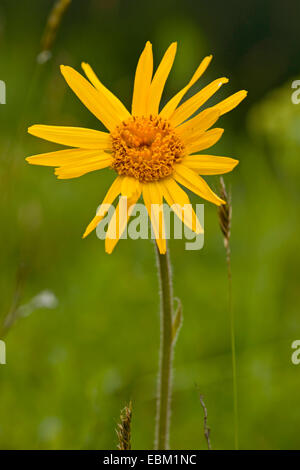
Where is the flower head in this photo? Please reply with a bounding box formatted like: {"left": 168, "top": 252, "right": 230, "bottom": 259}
{"left": 26, "top": 42, "right": 246, "bottom": 254}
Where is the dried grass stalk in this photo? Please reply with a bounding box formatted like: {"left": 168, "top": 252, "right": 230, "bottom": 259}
{"left": 199, "top": 394, "right": 211, "bottom": 450}
{"left": 39, "top": 0, "right": 72, "bottom": 59}
{"left": 218, "top": 176, "right": 232, "bottom": 253}
{"left": 116, "top": 402, "right": 132, "bottom": 450}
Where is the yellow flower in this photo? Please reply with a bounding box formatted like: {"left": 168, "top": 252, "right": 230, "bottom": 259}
{"left": 26, "top": 42, "right": 246, "bottom": 254}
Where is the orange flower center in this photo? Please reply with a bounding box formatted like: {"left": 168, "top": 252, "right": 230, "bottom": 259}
{"left": 110, "top": 116, "right": 185, "bottom": 182}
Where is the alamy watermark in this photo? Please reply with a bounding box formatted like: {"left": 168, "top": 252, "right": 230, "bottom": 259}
{"left": 0, "top": 80, "right": 6, "bottom": 104}
{"left": 0, "top": 340, "right": 6, "bottom": 364}
{"left": 291, "top": 80, "right": 300, "bottom": 104}
{"left": 95, "top": 201, "right": 205, "bottom": 250}
{"left": 291, "top": 340, "right": 300, "bottom": 365}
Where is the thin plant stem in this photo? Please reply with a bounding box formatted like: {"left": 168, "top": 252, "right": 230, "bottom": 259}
{"left": 155, "top": 244, "right": 174, "bottom": 450}
{"left": 199, "top": 394, "right": 212, "bottom": 450}
{"left": 218, "top": 177, "right": 239, "bottom": 450}
{"left": 226, "top": 244, "right": 239, "bottom": 450}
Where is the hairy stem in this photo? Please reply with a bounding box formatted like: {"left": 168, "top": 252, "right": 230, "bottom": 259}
{"left": 155, "top": 245, "right": 174, "bottom": 450}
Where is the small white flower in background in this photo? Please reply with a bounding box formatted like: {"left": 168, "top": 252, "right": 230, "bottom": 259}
{"left": 32, "top": 290, "right": 58, "bottom": 310}
{"left": 36, "top": 50, "right": 52, "bottom": 64}
{"left": 2, "top": 290, "right": 59, "bottom": 335}
{"left": 38, "top": 416, "right": 62, "bottom": 441}
{"left": 18, "top": 290, "right": 58, "bottom": 318}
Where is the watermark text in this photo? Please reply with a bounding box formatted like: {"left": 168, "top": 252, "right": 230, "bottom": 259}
{"left": 0, "top": 340, "right": 6, "bottom": 364}
{"left": 291, "top": 340, "right": 300, "bottom": 365}
{"left": 95, "top": 201, "right": 204, "bottom": 251}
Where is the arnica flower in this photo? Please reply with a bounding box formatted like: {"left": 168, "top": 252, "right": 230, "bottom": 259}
{"left": 26, "top": 42, "right": 247, "bottom": 254}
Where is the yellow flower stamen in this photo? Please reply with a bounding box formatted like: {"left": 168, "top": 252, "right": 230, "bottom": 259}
{"left": 110, "top": 116, "right": 185, "bottom": 183}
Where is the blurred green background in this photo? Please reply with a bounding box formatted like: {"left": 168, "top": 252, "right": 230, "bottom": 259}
{"left": 0, "top": 0, "right": 300, "bottom": 450}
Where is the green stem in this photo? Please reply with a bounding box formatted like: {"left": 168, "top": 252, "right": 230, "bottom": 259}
{"left": 155, "top": 245, "right": 174, "bottom": 450}
{"left": 226, "top": 246, "right": 239, "bottom": 450}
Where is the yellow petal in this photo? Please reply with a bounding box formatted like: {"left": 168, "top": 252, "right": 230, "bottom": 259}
{"left": 161, "top": 178, "right": 203, "bottom": 234}
{"left": 186, "top": 128, "right": 224, "bottom": 154}
{"left": 174, "top": 164, "right": 225, "bottom": 206}
{"left": 131, "top": 41, "right": 153, "bottom": 116}
{"left": 60, "top": 65, "right": 124, "bottom": 131}
{"left": 159, "top": 55, "right": 212, "bottom": 119}
{"left": 81, "top": 62, "right": 130, "bottom": 121}
{"left": 143, "top": 182, "right": 166, "bottom": 254}
{"left": 28, "top": 125, "right": 112, "bottom": 150}
{"left": 147, "top": 42, "right": 177, "bottom": 116}
{"left": 176, "top": 108, "right": 220, "bottom": 141}
{"left": 170, "top": 77, "right": 229, "bottom": 127}
{"left": 121, "top": 176, "right": 141, "bottom": 198}
{"left": 183, "top": 155, "right": 239, "bottom": 174}
{"left": 105, "top": 189, "right": 141, "bottom": 254}
{"left": 26, "top": 148, "right": 109, "bottom": 166}
{"left": 211, "top": 90, "right": 248, "bottom": 116}
{"left": 83, "top": 176, "right": 124, "bottom": 238}
{"left": 54, "top": 156, "right": 112, "bottom": 179}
